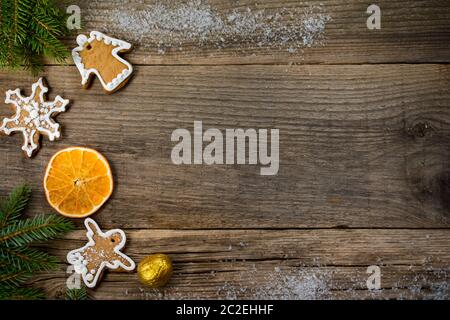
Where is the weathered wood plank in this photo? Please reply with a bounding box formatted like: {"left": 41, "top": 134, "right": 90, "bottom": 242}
{"left": 56, "top": 0, "right": 450, "bottom": 65}
{"left": 47, "top": 229, "right": 450, "bottom": 265}
{"left": 0, "top": 64, "right": 449, "bottom": 228}
{"left": 35, "top": 264, "right": 450, "bottom": 300}
{"left": 34, "top": 229, "right": 450, "bottom": 299}
{"left": 1, "top": 0, "right": 448, "bottom": 302}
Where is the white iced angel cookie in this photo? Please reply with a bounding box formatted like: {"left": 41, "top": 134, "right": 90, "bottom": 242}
{"left": 0, "top": 78, "right": 69, "bottom": 157}
{"left": 72, "top": 31, "right": 133, "bottom": 94}
{"left": 67, "top": 218, "right": 135, "bottom": 288}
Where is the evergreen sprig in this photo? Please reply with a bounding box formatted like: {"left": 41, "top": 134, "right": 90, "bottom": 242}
{"left": 66, "top": 286, "right": 89, "bottom": 300}
{"left": 0, "top": 184, "right": 31, "bottom": 228}
{"left": 0, "top": 0, "right": 70, "bottom": 73}
{"left": 0, "top": 214, "right": 73, "bottom": 247}
{"left": 0, "top": 287, "right": 46, "bottom": 300}
{"left": 0, "top": 246, "right": 59, "bottom": 272}
{"left": 0, "top": 184, "right": 74, "bottom": 300}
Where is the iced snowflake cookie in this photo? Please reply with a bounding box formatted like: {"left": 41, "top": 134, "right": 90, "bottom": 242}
{"left": 72, "top": 31, "right": 133, "bottom": 94}
{"left": 67, "top": 218, "right": 135, "bottom": 288}
{"left": 0, "top": 78, "right": 69, "bottom": 157}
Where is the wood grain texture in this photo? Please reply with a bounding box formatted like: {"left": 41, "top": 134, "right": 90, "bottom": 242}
{"left": 33, "top": 229, "right": 449, "bottom": 299}
{"left": 0, "top": 65, "right": 449, "bottom": 229}
{"left": 1, "top": 0, "right": 450, "bottom": 300}
{"left": 57, "top": 0, "right": 450, "bottom": 65}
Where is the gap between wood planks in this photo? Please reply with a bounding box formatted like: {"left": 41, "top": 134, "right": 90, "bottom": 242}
{"left": 41, "top": 62, "right": 450, "bottom": 67}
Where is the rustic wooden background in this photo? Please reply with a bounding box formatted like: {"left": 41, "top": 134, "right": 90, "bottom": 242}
{"left": 0, "top": 0, "right": 449, "bottom": 299}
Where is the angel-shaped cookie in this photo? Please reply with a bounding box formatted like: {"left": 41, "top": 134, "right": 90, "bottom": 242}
{"left": 72, "top": 31, "right": 133, "bottom": 94}
{"left": 67, "top": 218, "right": 135, "bottom": 288}
{"left": 0, "top": 78, "right": 69, "bottom": 157}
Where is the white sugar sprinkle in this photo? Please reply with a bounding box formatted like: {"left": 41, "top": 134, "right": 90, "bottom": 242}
{"left": 218, "top": 268, "right": 332, "bottom": 300}
{"left": 85, "top": 1, "right": 331, "bottom": 54}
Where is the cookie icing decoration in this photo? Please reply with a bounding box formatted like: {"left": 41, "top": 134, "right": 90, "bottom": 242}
{"left": 0, "top": 78, "right": 69, "bottom": 157}
{"left": 72, "top": 31, "right": 133, "bottom": 94}
{"left": 67, "top": 218, "right": 135, "bottom": 288}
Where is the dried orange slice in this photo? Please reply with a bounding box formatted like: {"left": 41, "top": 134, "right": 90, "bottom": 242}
{"left": 44, "top": 147, "right": 113, "bottom": 218}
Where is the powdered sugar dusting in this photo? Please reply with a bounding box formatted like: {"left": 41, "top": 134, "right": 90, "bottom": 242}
{"left": 219, "top": 268, "right": 332, "bottom": 300}
{"left": 85, "top": 1, "right": 331, "bottom": 54}
{"left": 121, "top": 264, "right": 449, "bottom": 300}
{"left": 257, "top": 270, "right": 331, "bottom": 299}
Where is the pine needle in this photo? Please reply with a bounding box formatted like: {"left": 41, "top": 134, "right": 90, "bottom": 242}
{"left": 0, "top": 184, "right": 31, "bottom": 228}
{"left": 0, "top": 214, "right": 74, "bottom": 247}
{"left": 0, "top": 287, "right": 46, "bottom": 300}
{"left": 0, "top": 0, "right": 69, "bottom": 72}
{"left": 0, "top": 246, "right": 59, "bottom": 272}
{"left": 66, "top": 286, "right": 89, "bottom": 300}
{"left": 0, "top": 185, "right": 75, "bottom": 299}
{"left": 0, "top": 266, "right": 30, "bottom": 288}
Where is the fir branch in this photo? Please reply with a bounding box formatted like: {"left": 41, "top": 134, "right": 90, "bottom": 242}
{"left": 0, "top": 246, "right": 59, "bottom": 272}
{"left": 13, "top": 0, "right": 31, "bottom": 44}
{"left": 0, "top": 266, "right": 30, "bottom": 288}
{"left": 0, "top": 185, "right": 74, "bottom": 300}
{"left": 66, "top": 286, "right": 89, "bottom": 300}
{"left": 30, "top": 3, "right": 69, "bottom": 61}
{"left": 0, "top": 0, "right": 70, "bottom": 72}
{"left": 16, "top": 45, "right": 43, "bottom": 73}
{"left": 32, "top": 5, "right": 66, "bottom": 37}
{"left": 0, "top": 287, "right": 45, "bottom": 300}
{"left": 0, "top": 214, "right": 74, "bottom": 247}
{"left": 0, "top": 184, "right": 31, "bottom": 228}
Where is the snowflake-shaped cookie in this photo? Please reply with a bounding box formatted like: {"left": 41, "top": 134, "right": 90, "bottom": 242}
{"left": 0, "top": 78, "right": 69, "bottom": 157}
{"left": 67, "top": 218, "right": 135, "bottom": 288}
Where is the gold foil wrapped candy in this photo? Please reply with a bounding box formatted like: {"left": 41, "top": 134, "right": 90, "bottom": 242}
{"left": 137, "top": 254, "right": 173, "bottom": 287}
